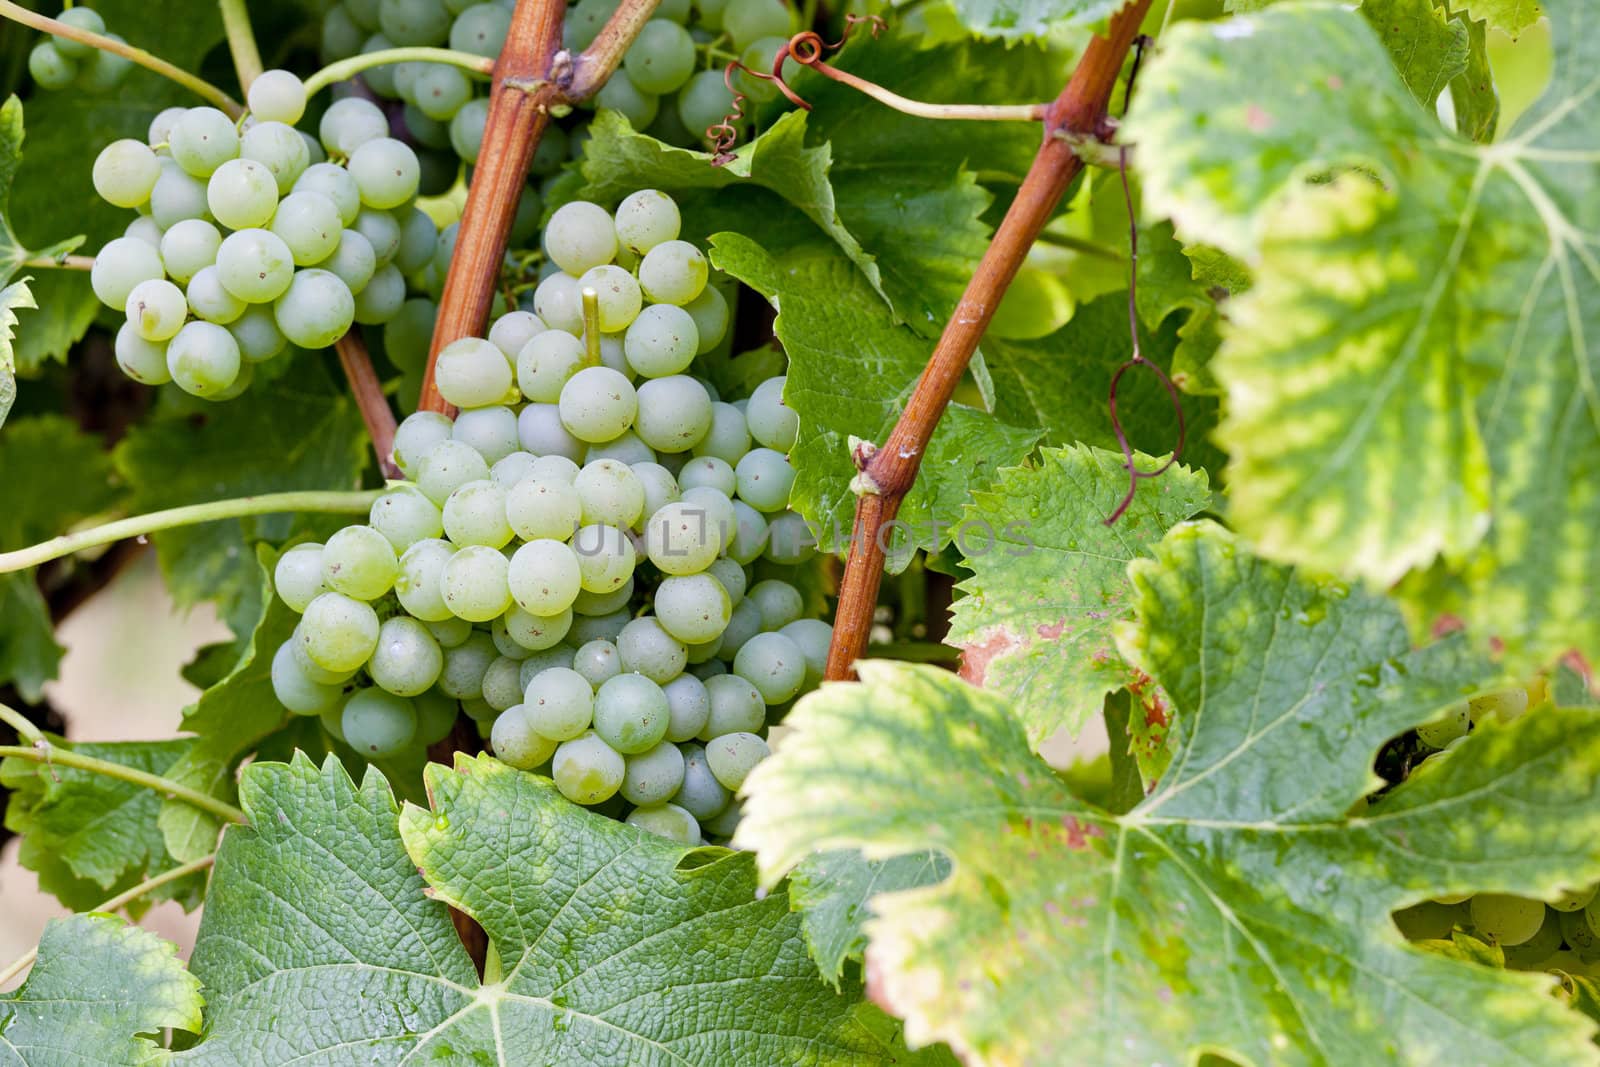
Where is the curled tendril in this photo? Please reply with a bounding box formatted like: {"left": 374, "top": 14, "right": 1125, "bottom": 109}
{"left": 707, "top": 15, "right": 887, "bottom": 164}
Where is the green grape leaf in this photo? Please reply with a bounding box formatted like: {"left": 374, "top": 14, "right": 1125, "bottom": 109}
{"left": 946, "top": 445, "right": 1210, "bottom": 745}
{"left": 157, "top": 545, "right": 296, "bottom": 865}
{"left": 791, "top": 849, "right": 950, "bottom": 988}
{"left": 0, "top": 276, "right": 35, "bottom": 429}
{"left": 0, "top": 913, "right": 202, "bottom": 1066}
{"left": 112, "top": 355, "right": 368, "bottom": 641}
{"left": 739, "top": 522, "right": 1600, "bottom": 1066}
{"left": 916, "top": 0, "right": 1121, "bottom": 41}
{"left": 1360, "top": 0, "right": 1468, "bottom": 109}
{"left": 8, "top": 1, "right": 223, "bottom": 368}
{"left": 1124, "top": 0, "right": 1600, "bottom": 669}
{"left": 713, "top": 231, "right": 1040, "bottom": 569}
{"left": 1450, "top": 13, "right": 1501, "bottom": 143}
{"left": 178, "top": 753, "right": 936, "bottom": 1064}
{"left": 0, "top": 96, "right": 82, "bottom": 296}
{"left": 0, "top": 415, "right": 121, "bottom": 699}
{"left": 1, "top": 738, "right": 205, "bottom": 914}
{"left": 1461, "top": 0, "right": 1542, "bottom": 36}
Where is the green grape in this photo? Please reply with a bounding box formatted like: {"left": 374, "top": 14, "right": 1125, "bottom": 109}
{"left": 50, "top": 5, "right": 104, "bottom": 56}
{"left": 369, "top": 616, "right": 444, "bottom": 696}
{"left": 593, "top": 673, "right": 671, "bottom": 754}
{"left": 1562, "top": 908, "right": 1600, "bottom": 959}
{"left": 553, "top": 730, "right": 626, "bottom": 804}
{"left": 490, "top": 452, "right": 539, "bottom": 489}
{"left": 682, "top": 285, "right": 729, "bottom": 354}
{"left": 300, "top": 591, "right": 381, "bottom": 672}
{"left": 632, "top": 461, "right": 680, "bottom": 519}
{"left": 617, "top": 617, "right": 687, "bottom": 684}
{"left": 370, "top": 483, "right": 444, "bottom": 551}
{"left": 1469, "top": 893, "right": 1547, "bottom": 946}
{"left": 491, "top": 614, "right": 533, "bottom": 659}
{"left": 523, "top": 666, "right": 595, "bottom": 740}
{"left": 734, "top": 447, "right": 795, "bottom": 512}
{"left": 380, "top": 0, "right": 452, "bottom": 44}
{"left": 353, "top": 263, "right": 406, "bottom": 324}
{"left": 93, "top": 139, "right": 161, "bottom": 208}
{"left": 705, "top": 557, "right": 747, "bottom": 606}
{"left": 1416, "top": 703, "right": 1470, "bottom": 749}
{"left": 691, "top": 659, "right": 728, "bottom": 681}
{"left": 149, "top": 162, "right": 211, "bottom": 229}
{"left": 158, "top": 219, "right": 222, "bottom": 286}
{"left": 441, "top": 478, "right": 513, "bottom": 548}
{"left": 621, "top": 741, "right": 687, "bottom": 806}
{"left": 745, "top": 375, "right": 796, "bottom": 451}
{"left": 240, "top": 121, "right": 311, "bottom": 195}
{"left": 577, "top": 264, "right": 643, "bottom": 333}
{"left": 394, "top": 207, "right": 438, "bottom": 273}
{"left": 248, "top": 68, "right": 307, "bottom": 124}
{"left": 564, "top": 0, "right": 619, "bottom": 49}
{"left": 747, "top": 579, "right": 802, "bottom": 631}
{"left": 654, "top": 573, "right": 732, "bottom": 645}
{"left": 676, "top": 70, "right": 735, "bottom": 142}
{"left": 113, "top": 322, "right": 171, "bottom": 386}
{"left": 678, "top": 456, "right": 735, "bottom": 496}
{"left": 323, "top": 3, "right": 367, "bottom": 57}
{"left": 319, "top": 97, "right": 390, "bottom": 156}
{"left": 613, "top": 189, "right": 681, "bottom": 255}
{"left": 559, "top": 366, "right": 638, "bottom": 443}
{"left": 569, "top": 608, "right": 631, "bottom": 646}
{"left": 293, "top": 635, "right": 357, "bottom": 685}
{"left": 275, "top": 268, "right": 356, "bottom": 349}
{"left": 385, "top": 298, "right": 438, "bottom": 371}
{"left": 92, "top": 237, "right": 164, "bottom": 310}
{"left": 426, "top": 615, "right": 473, "bottom": 648}
{"left": 716, "top": 597, "right": 762, "bottom": 660}
{"left": 733, "top": 631, "right": 805, "bottom": 704}
{"left": 412, "top": 690, "right": 457, "bottom": 747}
{"left": 124, "top": 216, "right": 163, "bottom": 249}
{"left": 779, "top": 617, "right": 830, "bottom": 688}
{"left": 764, "top": 511, "right": 815, "bottom": 565}
{"left": 319, "top": 229, "right": 378, "bottom": 294}
{"left": 322, "top": 525, "right": 400, "bottom": 600}
{"left": 1391, "top": 900, "right": 1468, "bottom": 941}
{"left": 272, "top": 190, "right": 345, "bottom": 267}
{"left": 342, "top": 688, "right": 418, "bottom": 756}
{"left": 490, "top": 705, "right": 558, "bottom": 769}
{"left": 396, "top": 538, "right": 456, "bottom": 621}
{"left": 170, "top": 107, "right": 239, "bottom": 178}
{"left": 736, "top": 35, "right": 797, "bottom": 105}
{"left": 271, "top": 640, "right": 344, "bottom": 715}
{"left": 211, "top": 360, "right": 255, "bottom": 401}
{"left": 702, "top": 799, "right": 742, "bottom": 838}
{"left": 217, "top": 228, "right": 296, "bottom": 303}
{"left": 575, "top": 459, "right": 645, "bottom": 528}
{"left": 437, "top": 631, "right": 498, "bottom": 700}
{"left": 489, "top": 310, "right": 546, "bottom": 360}
{"left": 673, "top": 742, "right": 729, "bottom": 819}
{"left": 596, "top": 69, "right": 659, "bottom": 129}
{"left": 451, "top": 2, "right": 511, "bottom": 54}
{"left": 187, "top": 266, "right": 246, "bottom": 325}
{"left": 572, "top": 638, "right": 622, "bottom": 688}
{"left": 679, "top": 484, "right": 735, "bottom": 536}
{"left": 435, "top": 336, "right": 515, "bottom": 409}
{"left": 147, "top": 106, "right": 187, "bottom": 145}
{"left": 518, "top": 648, "right": 575, "bottom": 690}
{"left": 503, "top": 476, "right": 582, "bottom": 543}
{"left": 481, "top": 655, "right": 526, "bottom": 711}
{"left": 29, "top": 41, "right": 78, "bottom": 91}
{"left": 165, "top": 321, "right": 242, "bottom": 398}
{"left": 585, "top": 431, "right": 654, "bottom": 467}
{"left": 418, "top": 438, "right": 493, "bottom": 504}
{"left": 229, "top": 304, "right": 288, "bottom": 361}
{"left": 508, "top": 538, "right": 584, "bottom": 615}
{"left": 393, "top": 411, "right": 455, "bottom": 478}
{"left": 452, "top": 406, "right": 520, "bottom": 465}
{"left": 661, "top": 674, "right": 711, "bottom": 743}
{"left": 274, "top": 542, "right": 328, "bottom": 611}
{"left": 637, "top": 239, "right": 708, "bottom": 306}
{"left": 354, "top": 207, "right": 403, "bottom": 265}
{"left": 348, "top": 137, "right": 421, "bottom": 209}
{"left": 624, "top": 19, "right": 696, "bottom": 95}
{"left": 533, "top": 271, "right": 585, "bottom": 334}
{"left": 504, "top": 604, "right": 573, "bottom": 651}
{"left": 572, "top": 578, "right": 635, "bottom": 618}
{"left": 623, "top": 304, "right": 698, "bottom": 378}
{"left": 634, "top": 375, "right": 712, "bottom": 453}
{"left": 701, "top": 673, "right": 765, "bottom": 738}
{"left": 644, "top": 499, "right": 724, "bottom": 575}
{"left": 124, "top": 279, "right": 187, "bottom": 342}
{"left": 441, "top": 544, "right": 514, "bottom": 621}
{"left": 1504, "top": 909, "right": 1562, "bottom": 969}
{"left": 1551, "top": 885, "right": 1598, "bottom": 912}
{"left": 294, "top": 162, "right": 363, "bottom": 226}
{"left": 517, "top": 328, "right": 586, "bottom": 403}
{"left": 705, "top": 730, "right": 768, "bottom": 790}
{"left": 544, "top": 200, "right": 618, "bottom": 275}
{"left": 413, "top": 63, "right": 473, "bottom": 120}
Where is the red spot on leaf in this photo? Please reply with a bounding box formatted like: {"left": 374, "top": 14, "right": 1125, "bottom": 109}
{"left": 1060, "top": 815, "right": 1104, "bottom": 850}
{"left": 1036, "top": 620, "right": 1065, "bottom": 640}
{"left": 1246, "top": 104, "right": 1273, "bottom": 132}
{"left": 1127, "top": 669, "right": 1171, "bottom": 730}
{"left": 1326, "top": 74, "right": 1344, "bottom": 90}
{"left": 1430, "top": 613, "right": 1465, "bottom": 638}
{"left": 959, "top": 629, "right": 1019, "bottom": 688}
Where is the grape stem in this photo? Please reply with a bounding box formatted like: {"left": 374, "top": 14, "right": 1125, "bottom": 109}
{"left": 419, "top": 0, "right": 663, "bottom": 415}
{"left": 581, "top": 287, "right": 602, "bottom": 368}
{"left": 0, "top": 703, "right": 43, "bottom": 745}
{"left": 0, "top": 489, "right": 382, "bottom": 574}
{"left": 334, "top": 329, "right": 402, "bottom": 478}
{"left": 0, "top": 0, "right": 243, "bottom": 117}
{"left": 19, "top": 254, "right": 93, "bottom": 271}
{"left": 0, "top": 854, "right": 215, "bottom": 990}
{"left": 824, "top": 0, "right": 1156, "bottom": 682}
{"left": 0, "top": 743, "right": 246, "bottom": 822}
{"left": 302, "top": 47, "right": 497, "bottom": 100}
{"left": 217, "top": 0, "right": 263, "bottom": 92}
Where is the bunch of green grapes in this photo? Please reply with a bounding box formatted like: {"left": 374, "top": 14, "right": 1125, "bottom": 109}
{"left": 270, "top": 189, "right": 825, "bottom": 844}
{"left": 26, "top": 5, "right": 134, "bottom": 93}
{"left": 87, "top": 74, "right": 438, "bottom": 399}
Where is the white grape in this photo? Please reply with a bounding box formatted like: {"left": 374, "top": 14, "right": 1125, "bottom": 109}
{"left": 623, "top": 303, "right": 698, "bottom": 378}
{"left": 396, "top": 538, "right": 456, "bottom": 621}
{"left": 92, "top": 237, "right": 165, "bottom": 310}
{"left": 516, "top": 329, "right": 586, "bottom": 402}
{"left": 559, "top": 366, "right": 637, "bottom": 442}
{"left": 125, "top": 279, "right": 188, "bottom": 342}
{"left": 274, "top": 268, "right": 356, "bottom": 349}
{"left": 545, "top": 200, "right": 619, "bottom": 274}
{"left": 216, "top": 228, "right": 296, "bottom": 303}
{"left": 440, "top": 543, "right": 514, "bottom": 621}
{"left": 114, "top": 323, "right": 172, "bottom": 385}
{"left": 93, "top": 139, "right": 161, "bottom": 208}
{"left": 248, "top": 69, "right": 308, "bottom": 124}
{"left": 452, "top": 405, "right": 521, "bottom": 465}
{"left": 634, "top": 375, "right": 712, "bottom": 453}
{"left": 443, "top": 479, "right": 514, "bottom": 548}
{"left": 435, "top": 336, "right": 514, "bottom": 409}
{"left": 207, "top": 158, "right": 279, "bottom": 230}
{"left": 613, "top": 188, "right": 681, "bottom": 254}
{"left": 637, "top": 239, "right": 708, "bottom": 305}
{"left": 165, "top": 321, "right": 242, "bottom": 398}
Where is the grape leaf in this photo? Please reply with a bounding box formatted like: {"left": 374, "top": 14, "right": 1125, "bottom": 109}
{"left": 1461, "top": 0, "right": 1543, "bottom": 36}
{"left": 946, "top": 445, "right": 1210, "bottom": 744}
{"left": 1450, "top": 12, "right": 1501, "bottom": 143}
{"left": 1125, "top": 0, "right": 1600, "bottom": 670}
{"left": 791, "top": 849, "right": 949, "bottom": 988}
{"left": 0, "top": 415, "right": 121, "bottom": 699}
{"left": 739, "top": 522, "right": 1600, "bottom": 1066}
{"left": 712, "top": 231, "right": 1040, "bottom": 570}
{"left": 177, "top": 753, "right": 937, "bottom": 1065}
{"left": 0, "top": 96, "right": 82, "bottom": 295}
{"left": 1360, "top": 0, "right": 1468, "bottom": 109}
{"left": 157, "top": 545, "right": 296, "bottom": 865}
{"left": 0, "top": 276, "right": 35, "bottom": 429}
{"left": 0, "top": 913, "right": 202, "bottom": 1066}
{"left": 112, "top": 354, "right": 368, "bottom": 642}
{"left": 0, "top": 737, "right": 206, "bottom": 914}
{"left": 916, "top": 0, "right": 1121, "bottom": 41}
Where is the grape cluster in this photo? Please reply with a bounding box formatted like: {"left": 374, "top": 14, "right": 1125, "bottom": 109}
{"left": 88, "top": 77, "right": 437, "bottom": 399}
{"left": 269, "top": 190, "right": 824, "bottom": 845}
{"left": 27, "top": 6, "right": 133, "bottom": 93}
{"left": 1388, "top": 688, "right": 1600, "bottom": 975}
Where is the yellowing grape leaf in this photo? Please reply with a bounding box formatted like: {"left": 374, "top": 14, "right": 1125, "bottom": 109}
{"left": 740, "top": 522, "right": 1600, "bottom": 1066}
{"left": 1124, "top": 0, "right": 1600, "bottom": 671}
